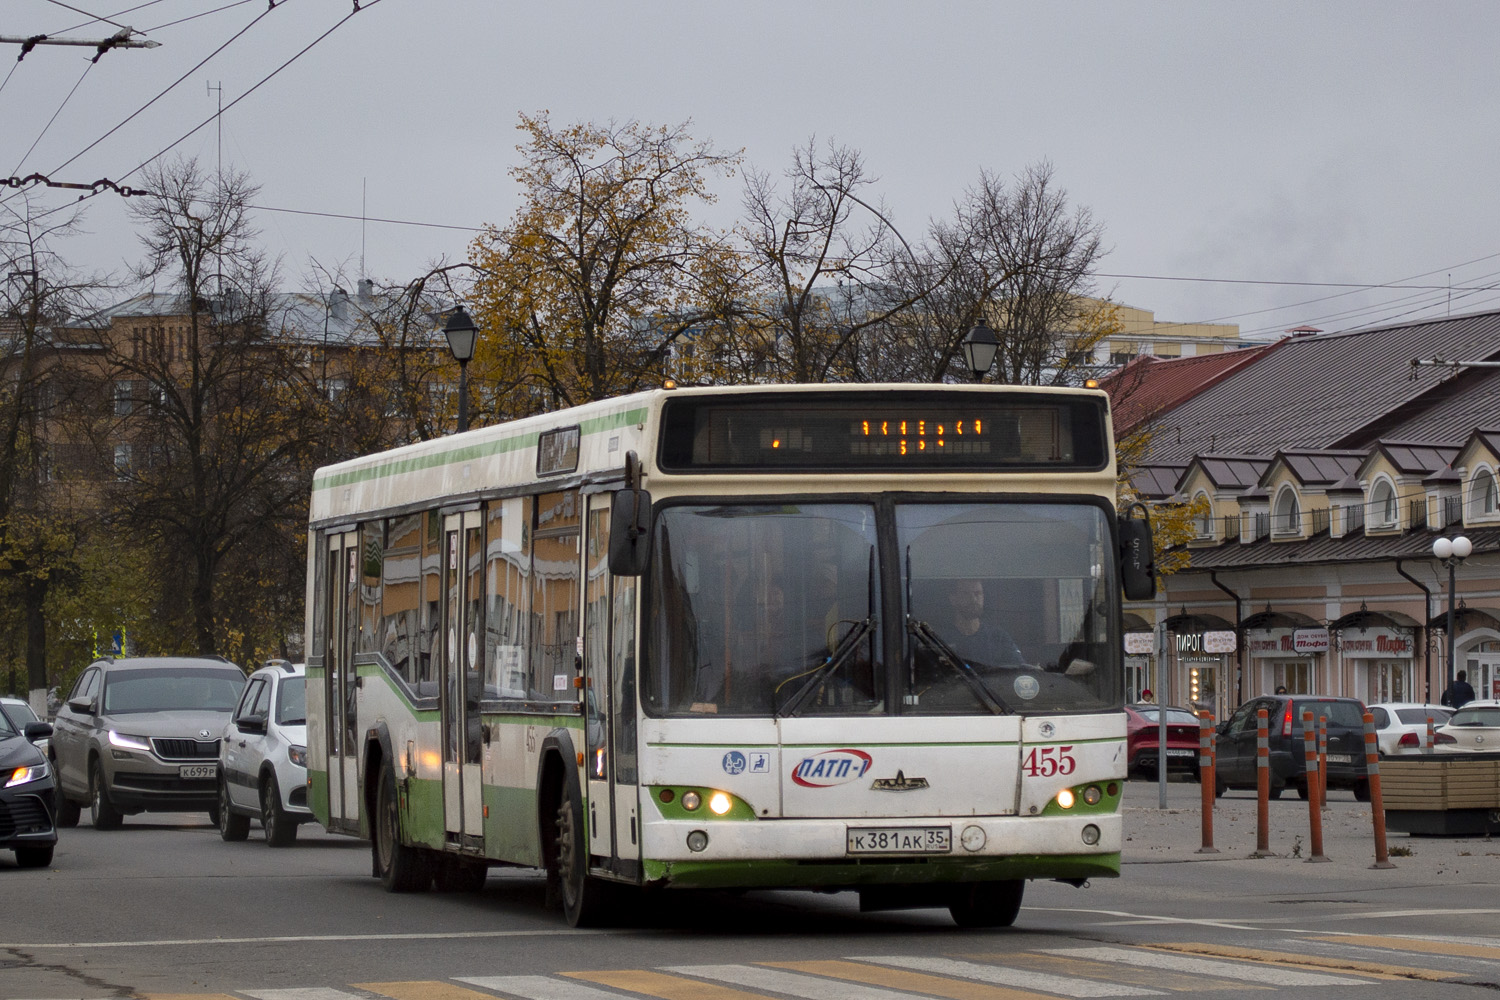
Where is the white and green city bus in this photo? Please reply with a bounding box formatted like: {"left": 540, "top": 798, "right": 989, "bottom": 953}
{"left": 305, "top": 383, "right": 1155, "bottom": 926}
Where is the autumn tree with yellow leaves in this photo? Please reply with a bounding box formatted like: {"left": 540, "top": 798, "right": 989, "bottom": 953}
{"left": 468, "top": 113, "right": 741, "bottom": 414}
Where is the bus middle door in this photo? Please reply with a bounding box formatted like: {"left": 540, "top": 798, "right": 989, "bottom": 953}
{"left": 441, "top": 511, "right": 485, "bottom": 847}
{"left": 324, "top": 530, "right": 361, "bottom": 834}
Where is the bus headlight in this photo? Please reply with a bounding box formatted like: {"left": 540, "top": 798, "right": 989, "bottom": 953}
{"left": 1082, "top": 785, "right": 1103, "bottom": 806}
{"left": 1056, "top": 788, "right": 1075, "bottom": 809}
{"left": 681, "top": 791, "right": 702, "bottom": 811}
{"left": 686, "top": 830, "right": 709, "bottom": 852}
{"left": 708, "top": 792, "right": 731, "bottom": 815}
{"left": 1082, "top": 824, "right": 1101, "bottom": 845}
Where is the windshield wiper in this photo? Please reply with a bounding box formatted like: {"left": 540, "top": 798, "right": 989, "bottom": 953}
{"left": 776, "top": 617, "right": 876, "bottom": 718}
{"left": 905, "top": 617, "right": 1009, "bottom": 715}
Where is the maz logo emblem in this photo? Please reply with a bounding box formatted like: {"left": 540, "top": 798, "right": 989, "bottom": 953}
{"left": 871, "top": 770, "right": 928, "bottom": 791}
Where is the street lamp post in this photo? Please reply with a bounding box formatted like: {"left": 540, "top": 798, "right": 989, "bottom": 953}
{"left": 961, "top": 317, "right": 999, "bottom": 382}
{"left": 1432, "top": 534, "right": 1472, "bottom": 701}
{"left": 443, "top": 305, "right": 478, "bottom": 434}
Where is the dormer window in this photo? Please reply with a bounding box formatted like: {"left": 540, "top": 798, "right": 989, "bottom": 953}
{"left": 1192, "top": 491, "right": 1214, "bottom": 539}
{"left": 1273, "top": 487, "right": 1301, "bottom": 536}
{"left": 1371, "top": 479, "right": 1398, "bottom": 528}
{"left": 1471, "top": 468, "right": 1499, "bottom": 520}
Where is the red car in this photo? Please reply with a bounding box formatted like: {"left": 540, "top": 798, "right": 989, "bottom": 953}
{"left": 1126, "top": 704, "right": 1205, "bottom": 778}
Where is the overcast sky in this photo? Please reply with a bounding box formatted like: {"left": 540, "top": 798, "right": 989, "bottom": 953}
{"left": 6, "top": 1, "right": 1500, "bottom": 341}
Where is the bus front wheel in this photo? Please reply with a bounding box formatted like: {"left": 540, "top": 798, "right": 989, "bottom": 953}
{"left": 555, "top": 792, "right": 610, "bottom": 926}
{"left": 375, "top": 762, "right": 430, "bottom": 892}
{"left": 949, "top": 880, "right": 1024, "bottom": 928}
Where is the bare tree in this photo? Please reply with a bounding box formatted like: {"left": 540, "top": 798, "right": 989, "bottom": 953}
{"left": 110, "top": 157, "right": 316, "bottom": 658}
{"left": 0, "top": 196, "right": 108, "bottom": 708}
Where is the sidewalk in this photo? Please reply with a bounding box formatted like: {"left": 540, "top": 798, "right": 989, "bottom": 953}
{"left": 1120, "top": 776, "right": 1500, "bottom": 878}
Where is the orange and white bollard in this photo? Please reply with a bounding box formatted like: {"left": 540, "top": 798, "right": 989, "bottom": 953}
{"left": 1197, "top": 709, "right": 1218, "bottom": 854}
{"left": 1363, "top": 711, "right": 1395, "bottom": 869}
{"left": 1303, "top": 709, "right": 1329, "bottom": 862}
{"left": 1426, "top": 715, "right": 1435, "bottom": 751}
{"left": 1252, "top": 707, "right": 1272, "bottom": 858}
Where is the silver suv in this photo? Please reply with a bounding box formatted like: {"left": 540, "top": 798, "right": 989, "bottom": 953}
{"left": 50, "top": 657, "right": 247, "bottom": 829}
{"left": 218, "top": 660, "right": 310, "bottom": 846}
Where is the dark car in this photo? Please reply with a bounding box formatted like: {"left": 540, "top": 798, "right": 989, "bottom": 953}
{"left": 1215, "top": 695, "right": 1371, "bottom": 800}
{"left": 1125, "top": 704, "right": 1204, "bottom": 778}
{"left": 49, "top": 657, "right": 246, "bottom": 829}
{"left": 1, "top": 707, "right": 57, "bottom": 867}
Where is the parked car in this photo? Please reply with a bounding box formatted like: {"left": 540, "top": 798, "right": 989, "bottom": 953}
{"left": 0, "top": 707, "right": 56, "bottom": 867}
{"left": 1434, "top": 700, "right": 1500, "bottom": 752}
{"left": 218, "top": 660, "right": 310, "bottom": 846}
{"left": 49, "top": 657, "right": 246, "bottom": 830}
{"left": 1369, "top": 702, "right": 1453, "bottom": 755}
{"left": 0, "top": 696, "right": 48, "bottom": 755}
{"left": 1125, "top": 704, "right": 1203, "bottom": 778}
{"left": 1214, "top": 694, "right": 1371, "bottom": 800}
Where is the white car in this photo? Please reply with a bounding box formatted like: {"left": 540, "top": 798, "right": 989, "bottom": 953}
{"left": 1368, "top": 702, "right": 1453, "bottom": 755}
{"left": 217, "top": 661, "right": 309, "bottom": 846}
{"left": 1435, "top": 699, "right": 1500, "bottom": 753}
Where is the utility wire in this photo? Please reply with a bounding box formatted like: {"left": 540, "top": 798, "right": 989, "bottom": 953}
{"left": 143, "top": 0, "right": 260, "bottom": 34}
{"left": 118, "top": 0, "right": 382, "bottom": 185}
{"left": 52, "top": 0, "right": 168, "bottom": 36}
{"left": 9, "top": 60, "right": 95, "bottom": 180}
{"left": 42, "top": 0, "right": 128, "bottom": 32}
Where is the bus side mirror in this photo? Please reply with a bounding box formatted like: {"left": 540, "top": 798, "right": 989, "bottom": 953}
{"left": 1119, "top": 504, "right": 1156, "bottom": 601}
{"left": 609, "top": 488, "right": 652, "bottom": 576}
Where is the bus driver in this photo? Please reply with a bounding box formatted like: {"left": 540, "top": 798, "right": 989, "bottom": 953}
{"left": 943, "top": 578, "right": 1024, "bottom": 669}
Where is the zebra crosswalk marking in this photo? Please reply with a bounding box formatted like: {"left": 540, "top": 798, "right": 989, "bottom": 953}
{"left": 565, "top": 969, "right": 775, "bottom": 1000}
{"left": 772, "top": 958, "right": 1139, "bottom": 1000}
{"left": 356, "top": 981, "right": 504, "bottom": 999}
{"left": 841, "top": 955, "right": 1162, "bottom": 997}
{"left": 1309, "top": 934, "right": 1500, "bottom": 962}
{"left": 971, "top": 952, "right": 1253, "bottom": 992}
{"left": 140, "top": 994, "right": 243, "bottom": 999}
{"left": 1147, "top": 943, "right": 1454, "bottom": 981}
{"left": 457, "top": 976, "right": 647, "bottom": 1000}
{"left": 663, "top": 963, "right": 931, "bottom": 1000}
{"left": 240, "top": 990, "right": 369, "bottom": 1000}
{"left": 1041, "top": 947, "right": 1371, "bottom": 987}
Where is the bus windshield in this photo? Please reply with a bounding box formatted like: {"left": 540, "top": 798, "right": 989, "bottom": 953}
{"left": 644, "top": 500, "right": 1119, "bottom": 717}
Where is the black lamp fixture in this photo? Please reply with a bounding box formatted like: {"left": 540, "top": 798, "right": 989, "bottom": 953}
{"left": 1433, "top": 534, "right": 1472, "bottom": 701}
{"left": 961, "top": 317, "right": 999, "bottom": 382}
{"left": 443, "top": 305, "right": 479, "bottom": 433}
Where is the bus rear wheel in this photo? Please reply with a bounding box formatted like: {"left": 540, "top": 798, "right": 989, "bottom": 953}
{"left": 375, "top": 762, "right": 429, "bottom": 892}
{"left": 556, "top": 793, "right": 610, "bottom": 926}
{"left": 949, "top": 880, "right": 1024, "bottom": 928}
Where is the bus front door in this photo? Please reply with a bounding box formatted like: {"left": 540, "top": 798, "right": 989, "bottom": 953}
{"left": 441, "top": 512, "right": 485, "bottom": 847}
{"left": 584, "top": 495, "right": 641, "bottom": 877}
{"left": 324, "top": 530, "right": 361, "bottom": 833}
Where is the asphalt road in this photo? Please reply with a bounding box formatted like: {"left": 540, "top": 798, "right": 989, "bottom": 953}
{"left": 5, "top": 779, "right": 1497, "bottom": 999}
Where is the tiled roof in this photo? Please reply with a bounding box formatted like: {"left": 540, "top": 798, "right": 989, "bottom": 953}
{"left": 1277, "top": 450, "right": 1365, "bottom": 487}
{"left": 1103, "top": 343, "right": 1282, "bottom": 437}
{"left": 1141, "top": 310, "right": 1500, "bottom": 464}
{"left": 1178, "top": 524, "right": 1500, "bottom": 571}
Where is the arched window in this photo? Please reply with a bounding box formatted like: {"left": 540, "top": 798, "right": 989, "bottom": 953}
{"left": 1371, "top": 479, "right": 1398, "bottom": 528}
{"left": 1472, "top": 468, "right": 1499, "bottom": 519}
{"left": 1193, "top": 491, "right": 1214, "bottom": 538}
{"left": 1274, "top": 487, "right": 1300, "bottom": 535}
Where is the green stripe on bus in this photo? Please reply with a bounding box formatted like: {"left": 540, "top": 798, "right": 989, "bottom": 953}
{"left": 312, "top": 406, "right": 649, "bottom": 491}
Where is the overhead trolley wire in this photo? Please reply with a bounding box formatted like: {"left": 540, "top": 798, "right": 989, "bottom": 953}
{"left": 9, "top": 59, "right": 96, "bottom": 180}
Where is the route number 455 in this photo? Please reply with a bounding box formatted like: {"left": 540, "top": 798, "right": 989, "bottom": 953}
{"left": 1022, "top": 745, "right": 1076, "bottom": 777}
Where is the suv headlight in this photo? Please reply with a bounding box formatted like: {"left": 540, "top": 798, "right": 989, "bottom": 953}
{"left": 287, "top": 745, "right": 308, "bottom": 768}
{"left": 108, "top": 730, "right": 152, "bottom": 752}
{"left": 5, "top": 761, "right": 48, "bottom": 787}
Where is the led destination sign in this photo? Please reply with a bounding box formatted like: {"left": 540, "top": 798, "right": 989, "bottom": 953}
{"left": 658, "top": 391, "right": 1108, "bottom": 472}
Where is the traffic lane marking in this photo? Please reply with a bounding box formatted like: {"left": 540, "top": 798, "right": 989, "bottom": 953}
{"left": 824, "top": 956, "right": 1160, "bottom": 997}
{"left": 567, "top": 969, "right": 776, "bottom": 1000}
{"left": 780, "top": 957, "right": 1156, "bottom": 998}
{"left": 140, "top": 995, "right": 243, "bottom": 999}
{"left": 460, "top": 975, "right": 652, "bottom": 1000}
{"left": 661, "top": 964, "right": 920, "bottom": 999}
{"left": 970, "top": 953, "right": 1262, "bottom": 992}
{"left": 1145, "top": 942, "right": 1453, "bottom": 981}
{"left": 241, "top": 989, "right": 369, "bottom": 1000}
{"left": 356, "top": 982, "right": 505, "bottom": 1000}
{"left": 1309, "top": 934, "right": 1500, "bottom": 961}
{"left": 1041, "top": 947, "right": 1372, "bottom": 987}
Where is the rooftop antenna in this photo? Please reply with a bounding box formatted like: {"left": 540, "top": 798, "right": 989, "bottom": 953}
{"left": 208, "top": 80, "right": 224, "bottom": 295}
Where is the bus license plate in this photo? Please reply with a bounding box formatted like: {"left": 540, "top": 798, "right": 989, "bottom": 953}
{"left": 847, "top": 826, "right": 951, "bottom": 855}
{"left": 179, "top": 764, "right": 217, "bottom": 779}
